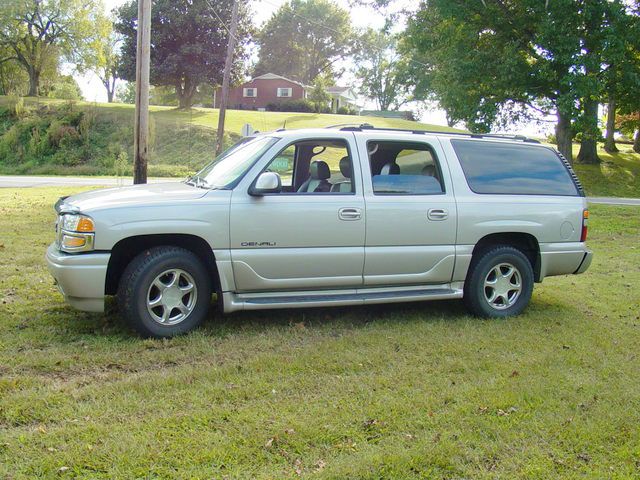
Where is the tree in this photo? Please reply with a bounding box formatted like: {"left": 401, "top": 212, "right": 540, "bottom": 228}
{"left": 0, "top": 46, "right": 28, "bottom": 95}
{"left": 115, "top": 0, "right": 251, "bottom": 110}
{"left": 116, "top": 80, "right": 135, "bottom": 104}
{"left": 0, "top": 0, "right": 107, "bottom": 96}
{"left": 89, "top": 26, "right": 120, "bottom": 103}
{"left": 307, "top": 77, "right": 331, "bottom": 112}
{"left": 254, "top": 0, "right": 352, "bottom": 84}
{"left": 354, "top": 28, "right": 409, "bottom": 111}
{"left": 400, "top": 0, "right": 640, "bottom": 163}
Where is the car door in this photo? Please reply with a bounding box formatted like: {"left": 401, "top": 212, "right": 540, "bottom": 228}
{"left": 356, "top": 133, "right": 457, "bottom": 286}
{"left": 229, "top": 133, "right": 365, "bottom": 292}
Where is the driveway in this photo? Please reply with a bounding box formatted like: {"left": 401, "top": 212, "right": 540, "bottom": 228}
{"left": 0, "top": 175, "right": 180, "bottom": 188}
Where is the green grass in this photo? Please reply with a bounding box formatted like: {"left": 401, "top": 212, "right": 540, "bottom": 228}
{"left": 572, "top": 146, "right": 640, "bottom": 198}
{"left": 1, "top": 187, "right": 639, "bottom": 478}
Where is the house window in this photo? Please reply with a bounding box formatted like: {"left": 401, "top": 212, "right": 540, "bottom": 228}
{"left": 243, "top": 88, "right": 257, "bottom": 98}
{"left": 277, "top": 87, "right": 292, "bottom": 98}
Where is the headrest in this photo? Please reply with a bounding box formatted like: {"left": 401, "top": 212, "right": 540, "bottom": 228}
{"left": 310, "top": 160, "right": 330, "bottom": 180}
{"left": 339, "top": 156, "right": 351, "bottom": 178}
{"left": 421, "top": 164, "right": 436, "bottom": 177}
{"left": 380, "top": 162, "right": 400, "bottom": 175}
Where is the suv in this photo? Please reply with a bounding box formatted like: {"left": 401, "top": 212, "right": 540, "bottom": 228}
{"left": 46, "top": 126, "right": 593, "bottom": 337}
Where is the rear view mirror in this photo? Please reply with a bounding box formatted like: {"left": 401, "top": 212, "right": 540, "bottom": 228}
{"left": 249, "top": 171, "right": 282, "bottom": 196}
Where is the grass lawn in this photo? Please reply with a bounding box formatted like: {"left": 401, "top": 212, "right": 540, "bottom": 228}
{"left": 1, "top": 190, "right": 640, "bottom": 478}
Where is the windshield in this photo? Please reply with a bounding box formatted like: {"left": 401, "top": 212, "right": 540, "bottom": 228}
{"left": 188, "top": 136, "right": 278, "bottom": 189}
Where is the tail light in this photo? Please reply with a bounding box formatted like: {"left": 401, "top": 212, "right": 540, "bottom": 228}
{"left": 580, "top": 209, "right": 589, "bottom": 242}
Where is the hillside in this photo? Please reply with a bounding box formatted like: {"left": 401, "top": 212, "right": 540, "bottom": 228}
{"left": 0, "top": 97, "right": 459, "bottom": 178}
{"left": 0, "top": 96, "right": 638, "bottom": 197}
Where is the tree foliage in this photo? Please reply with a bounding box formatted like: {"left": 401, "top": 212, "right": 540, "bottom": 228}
{"left": 0, "top": 0, "right": 107, "bottom": 96}
{"left": 354, "top": 28, "right": 409, "bottom": 111}
{"left": 115, "top": 0, "right": 251, "bottom": 109}
{"left": 254, "top": 0, "right": 352, "bottom": 84}
{"left": 401, "top": 0, "right": 640, "bottom": 163}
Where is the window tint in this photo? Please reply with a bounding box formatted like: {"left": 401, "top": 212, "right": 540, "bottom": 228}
{"left": 368, "top": 141, "right": 444, "bottom": 195}
{"left": 451, "top": 140, "right": 579, "bottom": 196}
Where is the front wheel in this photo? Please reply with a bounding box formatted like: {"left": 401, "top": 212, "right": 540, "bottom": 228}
{"left": 463, "top": 246, "right": 534, "bottom": 318}
{"left": 117, "top": 246, "right": 212, "bottom": 337}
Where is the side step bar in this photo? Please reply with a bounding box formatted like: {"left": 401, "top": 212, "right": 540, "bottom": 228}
{"left": 222, "top": 284, "right": 464, "bottom": 313}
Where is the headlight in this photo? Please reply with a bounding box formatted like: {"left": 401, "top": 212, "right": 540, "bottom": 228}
{"left": 57, "top": 214, "right": 95, "bottom": 253}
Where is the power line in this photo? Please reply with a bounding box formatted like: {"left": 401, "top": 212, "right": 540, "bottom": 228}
{"left": 204, "top": 0, "right": 241, "bottom": 43}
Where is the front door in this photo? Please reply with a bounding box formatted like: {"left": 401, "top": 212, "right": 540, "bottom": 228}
{"left": 356, "top": 135, "right": 458, "bottom": 286}
{"left": 230, "top": 135, "right": 365, "bottom": 292}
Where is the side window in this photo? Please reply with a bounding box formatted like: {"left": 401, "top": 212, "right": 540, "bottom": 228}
{"left": 368, "top": 141, "right": 445, "bottom": 195}
{"left": 451, "top": 140, "right": 580, "bottom": 196}
{"left": 261, "top": 139, "right": 354, "bottom": 194}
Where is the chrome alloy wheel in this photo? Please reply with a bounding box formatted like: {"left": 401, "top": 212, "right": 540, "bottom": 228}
{"left": 146, "top": 269, "right": 198, "bottom": 325}
{"left": 483, "top": 262, "right": 522, "bottom": 310}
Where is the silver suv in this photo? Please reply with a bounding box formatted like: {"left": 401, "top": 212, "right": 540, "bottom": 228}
{"left": 46, "top": 126, "right": 593, "bottom": 337}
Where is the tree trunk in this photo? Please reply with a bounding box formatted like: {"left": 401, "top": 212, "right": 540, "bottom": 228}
{"left": 176, "top": 78, "right": 196, "bottom": 109}
{"left": 555, "top": 110, "right": 573, "bottom": 163}
{"left": 634, "top": 128, "right": 640, "bottom": 154}
{"left": 604, "top": 97, "right": 618, "bottom": 153}
{"left": 576, "top": 98, "right": 601, "bottom": 164}
{"left": 27, "top": 67, "right": 40, "bottom": 96}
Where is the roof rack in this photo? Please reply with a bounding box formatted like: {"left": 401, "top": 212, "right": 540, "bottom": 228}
{"left": 336, "top": 124, "right": 540, "bottom": 144}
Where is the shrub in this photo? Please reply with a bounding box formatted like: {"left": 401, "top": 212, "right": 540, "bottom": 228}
{"left": 7, "top": 95, "right": 26, "bottom": 119}
{"left": 47, "top": 121, "right": 80, "bottom": 148}
{"left": 337, "top": 106, "right": 357, "bottom": 115}
{"left": 266, "top": 99, "right": 315, "bottom": 113}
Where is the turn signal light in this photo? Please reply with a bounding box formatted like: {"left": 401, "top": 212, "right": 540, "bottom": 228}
{"left": 580, "top": 209, "right": 589, "bottom": 242}
{"left": 76, "top": 217, "right": 95, "bottom": 232}
{"left": 62, "top": 235, "right": 86, "bottom": 249}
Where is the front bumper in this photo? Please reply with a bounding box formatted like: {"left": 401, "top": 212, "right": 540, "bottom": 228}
{"left": 45, "top": 243, "right": 110, "bottom": 312}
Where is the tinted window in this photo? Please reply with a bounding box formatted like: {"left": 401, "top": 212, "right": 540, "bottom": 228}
{"left": 451, "top": 140, "right": 579, "bottom": 196}
{"left": 368, "top": 141, "right": 444, "bottom": 195}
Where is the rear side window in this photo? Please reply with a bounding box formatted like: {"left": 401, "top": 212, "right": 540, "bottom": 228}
{"left": 451, "top": 140, "right": 579, "bottom": 196}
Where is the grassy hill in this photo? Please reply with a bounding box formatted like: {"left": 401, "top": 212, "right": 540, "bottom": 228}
{"left": 0, "top": 96, "right": 638, "bottom": 197}
{"left": 0, "top": 97, "right": 459, "bottom": 178}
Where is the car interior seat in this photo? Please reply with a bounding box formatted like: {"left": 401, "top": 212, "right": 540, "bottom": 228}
{"left": 297, "top": 160, "right": 332, "bottom": 192}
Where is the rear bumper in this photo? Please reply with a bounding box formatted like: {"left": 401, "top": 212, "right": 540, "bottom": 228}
{"left": 45, "top": 243, "right": 110, "bottom": 312}
{"left": 574, "top": 250, "right": 593, "bottom": 274}
{"left": 538, "top": 242, "right": 593, "bottom": 279}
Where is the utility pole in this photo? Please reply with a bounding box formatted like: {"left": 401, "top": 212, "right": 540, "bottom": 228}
{"left": 216, "top": 0, "right": 239, "bottom": 156}
{"left": 133, "top": 0, "right": 152, "bottom": 184}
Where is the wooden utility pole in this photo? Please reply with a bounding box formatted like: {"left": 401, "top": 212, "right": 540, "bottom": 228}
{"left": 216, "top": 0, "right": 239, "bottom": 156}
{"left": 133, "top": 0, "right": 152, "bottom": 184}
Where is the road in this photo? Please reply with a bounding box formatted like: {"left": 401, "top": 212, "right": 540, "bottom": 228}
{"left": 0, "top": 175, "right": 179, "bottom": 188}
{"left": 0, "top": 176, "right": 639, "bottom": 205}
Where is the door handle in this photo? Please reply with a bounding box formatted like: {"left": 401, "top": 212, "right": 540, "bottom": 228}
{"left": 339, "top": 207, "right": 362, "bottom": 221}
{"left": 428, "top": 208, "right": 448, "bottom": 221}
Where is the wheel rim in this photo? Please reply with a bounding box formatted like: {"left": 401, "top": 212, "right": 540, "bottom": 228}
{"left": 483, "top": 262, "right": 522, "bottom": 310}
{"left": 146, "top": 269, "right": 197, "bottom": 326}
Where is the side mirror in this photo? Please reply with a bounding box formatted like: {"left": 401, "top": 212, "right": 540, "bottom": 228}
{"left": 249, "top": 171, "right": 282, "bottom": 196}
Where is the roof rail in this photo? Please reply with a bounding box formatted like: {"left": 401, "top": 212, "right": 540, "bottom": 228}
{"left": 337, "top": 124, "right": 540, "bottom": 144}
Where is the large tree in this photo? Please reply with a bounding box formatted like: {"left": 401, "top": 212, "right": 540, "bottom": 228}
{"left": 401, "top": 0, "right": 640, "bottom": 163}
{"left": 354, "top": 28, "right": 409, "bottom": 111}
{"left": 0, "top": 0, "right": 106, "bottom": 96}
{"left": 254, "top": 0, "right": 352, "bottom": 84}
{"left": 115, "top": 0, "right": 251, "bottom": 109}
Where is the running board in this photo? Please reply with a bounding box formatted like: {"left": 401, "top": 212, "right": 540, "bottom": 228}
{"left": 222, "top": 285, "right": 463, "bottom": 313}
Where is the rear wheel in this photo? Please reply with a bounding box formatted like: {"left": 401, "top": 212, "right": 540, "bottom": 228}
{"left": 463, "top": 246, "right": 534, "bottom": 318}
{"left": 117, "top": 246, "right": 212, "bottom": 337}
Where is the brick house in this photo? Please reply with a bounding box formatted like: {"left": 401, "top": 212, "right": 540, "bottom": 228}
{"left": 214, "top": 73, "right": 308, "bottom": 110}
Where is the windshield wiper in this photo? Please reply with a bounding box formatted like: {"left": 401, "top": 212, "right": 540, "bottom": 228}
{"left": 185, "top": 176, "right": 211, "bottom": 189}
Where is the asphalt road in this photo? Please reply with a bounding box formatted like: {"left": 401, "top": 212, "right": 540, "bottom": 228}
{"left": 0, "top": 175, "right": 638, "bottom": 205}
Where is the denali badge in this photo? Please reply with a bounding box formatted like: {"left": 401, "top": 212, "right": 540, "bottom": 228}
{"left": 241, "top": 241, "right": 277, "bottom": 247}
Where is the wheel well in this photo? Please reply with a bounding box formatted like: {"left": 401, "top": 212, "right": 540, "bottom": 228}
{"left": 472, "top": 232, "right": 541, "bottom": 281}
{"left": 105, "top": 234, "right": 220, "bottom": 295}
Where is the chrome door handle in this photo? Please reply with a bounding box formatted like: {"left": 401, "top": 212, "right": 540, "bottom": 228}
{"left": 428, "top": 208, "right": 448, "bottom": 221}
{"left": 339, "top": 207, "right": 362, "bottom": 221}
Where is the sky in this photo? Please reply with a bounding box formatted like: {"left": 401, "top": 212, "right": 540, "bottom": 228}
{"left": 78, "top": 0, "right": 548, "bottom": 135}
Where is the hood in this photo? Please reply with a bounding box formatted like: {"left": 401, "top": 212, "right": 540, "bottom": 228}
{"left": 56, "top": 182, "right": 210, "bottom": 213}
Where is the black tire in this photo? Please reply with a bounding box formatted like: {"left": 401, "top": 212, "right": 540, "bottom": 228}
{"left": 463, "top": 246, "right": 534, "bottom": 318}
{"left": 117, "top": 246, "right": 212, "bottom": 338}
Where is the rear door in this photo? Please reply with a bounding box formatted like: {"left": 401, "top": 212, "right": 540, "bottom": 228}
{"left": 356, "top": 133, "right": 457, "bottom": 286}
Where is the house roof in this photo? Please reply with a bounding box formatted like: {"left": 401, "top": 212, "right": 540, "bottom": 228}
{"left": 326, "top": 86, "right": 349, "bottom": 94}
{"left": 252, "top": 73, "right": 307, "bottom": 88}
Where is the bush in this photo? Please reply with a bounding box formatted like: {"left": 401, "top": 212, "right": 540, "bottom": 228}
{"left": 266, "top": 99, "right": 315, "bottom": 113}
{"left": 47, "top": 121, "right": 80, "bottom": 148}
{"left": 337, "top": 106, "right": 357, "bottom": 115}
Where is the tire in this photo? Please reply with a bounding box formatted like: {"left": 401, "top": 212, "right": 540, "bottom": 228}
{"left": 463, "top": 246, "right": 534, "bottom": 318}
{"left": 117, "top": 246, "right": 212, "bottom": 338}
